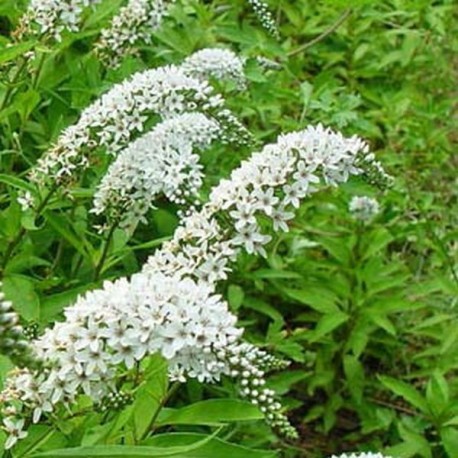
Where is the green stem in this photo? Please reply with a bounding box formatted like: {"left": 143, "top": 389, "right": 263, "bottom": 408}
{"left": 333, "top": 224, "right": 363, "bottom": 388}
{"left": 423, "top": 212, "right": 458, "bottom": 286}
{"left": 0, "top": 57, "right": 29, "bottom": 112}
{"left": 31, "top": 52, "right": 46, "bottom": 89}
{"left": 94, "top": 222, "right": 118, "bottom": 281}
{"left": 287, "top": 9, "right": 352, "bottom": 57}
{"left": 16, "top": 428, "right": 54, "bottom": 458}
{"left": 140, "top": 381, "right": 181, "bottom": 442}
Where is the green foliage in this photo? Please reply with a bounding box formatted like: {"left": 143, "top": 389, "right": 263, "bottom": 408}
{"left": 0, "top": 0, "right": 457, "bottom": 457}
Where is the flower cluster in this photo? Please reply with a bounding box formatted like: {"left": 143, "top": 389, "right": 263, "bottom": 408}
{"left": 28, "top": 49, "right": 250, "bottom": 194}
{"left": 99, "top": 390, "right": 134, "bottom": 413}
{"left": 15, "top": 0, "right": 100, "bottom": 41}
{"left": 349, "top": 195, "right": 380, "bottom": 221}
{"left": 91, "top": 112, "right": 221, "bottom": 231}
{"left": 0, "top": 284, "right": 38, "bottom": 369}
{"left": 3, "top": 124, "right": 390, "bottom": 449}
{"left": 0, "top": 272, "right": 243, "bottom": 448}
{"left": 247, "top": 0, "right": 280, "bottom": 39}
{"left": 181, "top": 48, "right": 248, "bottom": 90}
{"left": 144, "top": 124, "right": 390, "bottom": 282}
{"left": 233, "top": 344, "right": 297, "bottom": 438}
{"left": 94, "top": 0, "right": 172, "bottom": 68}
{"left": 329, "top": 454, "right": 392, "bottom": 458}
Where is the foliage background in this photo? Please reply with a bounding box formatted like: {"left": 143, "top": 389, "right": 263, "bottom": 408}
{"left": 0, "top": 0, "right": 457, "bottom": 456}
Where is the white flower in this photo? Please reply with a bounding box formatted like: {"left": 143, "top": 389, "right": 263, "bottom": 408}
{"left": 252, "top": 187, "right": 279, "bottom": 215}
{"left": 2, "top": 418, "right": 27, "bottom": 449}
{"left": 282, "top": 182, "right": 306, "bottom": 208}
{"left": 195, "top": 254, "right": 230, "bottom": 283}
{"left": 271, "top": 207, "right": 294, "bottom": 232}
{"left": 233, "top": 224, "right": 272, "bottom": 255}
{"left": 349, "top": 196, "right": 380, "bottom": 221}
{"left": 230, "top": 203, "right": 257, "bottom": 231}
{"left": 17, "top": 191, "right": 34, "bottom": 211}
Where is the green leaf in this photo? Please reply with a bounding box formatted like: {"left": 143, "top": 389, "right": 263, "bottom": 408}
{"left": 441, "top": 427, "right": 458, "bottom": 457}
{"left": 12, "top": 424, "right": 65, "bottom": 458}
{"left": 16, "top": 89, "right": 40, "bottom": 121}
{"left": 318, "top": 236, "right": 351, "bottom": 264}
{"left": 242, "top": 297, "right": 284, "bottom": 324}
{"left": 0, "top": 174, "right": 38, "bottom": 195}
{"left": 365, "top": 310, "right": 397, "bottom": 335}
{"left": 343, "top": 355, "right": 365, "bottom": 404}
{"left": 156, "top": 399, "right": 263, "bottom": 427}
{"left": 282, "top": 287, "right": 339, "bottom": 313}
{"left": 378, "top": 375, "right": 428, "bottom": 414}
{"left": 362, "top": 227, "right": 393, "bottom": 259}
{"left": 33, "top": 430, "right": 220, "bottom": 457}
{"left": 145, "top": 433, "right": 277, "bottom": 458}
{"left": 426, "top": 371, "right": 449, "bottom": 419}
{"left": 227, "top": 285, "right": 244, "bottom": 310}
{"left": 44, "top": 211, "right": 93, "bottom": 260}
{"left": 0, "top": 198, "right": 21, "bottom": 238}
{"left": 308, "top": 311, "right": 349, "bottom": 343}
{"left": 2, "top": 274, "right": 40, "bottom": 321}
{"left": 133, "top": 355, "right": 168, "bottom": 441}
{"left": 40, "top": 285, "right": 93, "bottom": 324}
{"left": 249, "top": 269, "right": 302, "bottom": 280}
{"left": 386, "top": 421, "right": 432, "bottom": 458}
{"left": 0, "top": 41, "right": 36, "bottom": 65}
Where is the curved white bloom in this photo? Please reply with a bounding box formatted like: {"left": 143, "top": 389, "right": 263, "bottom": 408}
{"left": 30, "top": 64, "right": 249, "bottom": 191}
{"left": 31, "top": 66, "right": 217, "bottom": 185}
{"left": 329, "top": 454, "right": 393, "bottom": 458}
{"left": 29, "top": 49, "right": 250, "bottom": 193}
{"left": 144, "top": 124, "right": 388, "bottom": 280}
{"left": 92, "top": 113, "right": 221, "bottom": 230}
{"left": 349, "top": 195, "right": 380, "bottom": 221}
{"left": 17, "top": 0, "right": 100, "bottom": 41}
{"left": 94, "top": 0, "right": 172, "bottom": 68}
{"left": 181, "top": 48, "right": 247, "bottom": 89}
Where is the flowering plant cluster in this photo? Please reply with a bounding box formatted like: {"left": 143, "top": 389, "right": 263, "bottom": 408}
{"left": 24, "top": 48, "right": 250, "bottom": 212}
{"left": 6, "top": 0, "right": 449, "bottom": 456}
{"left": 145, "top": 124, "right": 390, "bottom": 282}
{"left": 1, "top": 121, "right": 390, "bottom": 449}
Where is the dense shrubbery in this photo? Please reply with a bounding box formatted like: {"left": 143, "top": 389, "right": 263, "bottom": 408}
{"left": 0, "top": 1, "right": 456, "bottom": 457}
